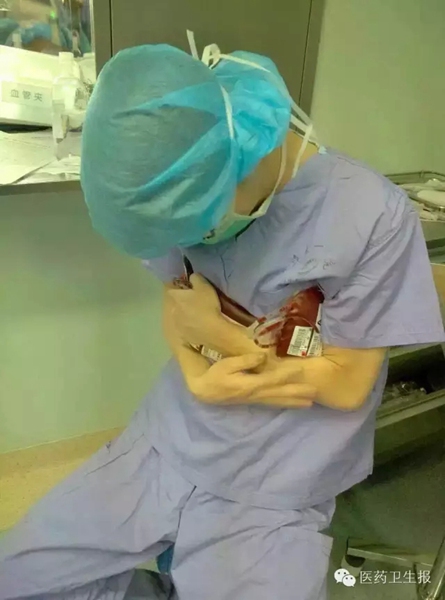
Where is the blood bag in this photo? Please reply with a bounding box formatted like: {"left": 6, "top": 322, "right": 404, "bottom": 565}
{"left": 173, "top": 258, "right": 323, "bottom": 360}
{"left": 277, "top": 288, "right": 323, "bottom": 357}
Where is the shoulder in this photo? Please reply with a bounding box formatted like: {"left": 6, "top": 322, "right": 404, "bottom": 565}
{"left": 309, "top": 151, "right": 413, "bottom": 264}
{"left": 273, "top": 151, "right": 416, "bottom": 298}
{"left": 324, "top": 151, "right": 411, "bottom": 235}
{"left": 283, "top": 149, "right": 412, "bottom": 245}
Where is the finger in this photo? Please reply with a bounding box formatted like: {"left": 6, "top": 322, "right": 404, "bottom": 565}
{"left": 219, "top": 353, "right": 266, "bottom": 374}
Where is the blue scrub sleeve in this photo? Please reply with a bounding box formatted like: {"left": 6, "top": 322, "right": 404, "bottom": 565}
{"left": 142, "top": 248, "right": 184, "bottom": 284}
{"left": 321, "top": 206, "right": 445, "bottom": 348}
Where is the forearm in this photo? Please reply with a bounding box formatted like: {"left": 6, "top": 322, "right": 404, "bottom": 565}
{"left": 295, "top": 356, "right": 365, "bottom": 411}
{"left": 162, "top": 291, "right": 316, "bottom": 407}
{"left": 163, "top": 282, "right": 381, "bottom": 409}
{"left": 190, "top": 312, "right": 383, "bottom": 411}
{"left": 171, "top": 308, "right": 338, "bottom": 408}
{"left": 263, "top": 342, "right": 385, "bottom": 411}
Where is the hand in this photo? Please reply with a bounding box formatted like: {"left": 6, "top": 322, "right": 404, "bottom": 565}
{"left": 167, "top": 274, "right": 222, "bottom": 347}
{"left": 188, "top": 354, "right": 316, "bottom": 408}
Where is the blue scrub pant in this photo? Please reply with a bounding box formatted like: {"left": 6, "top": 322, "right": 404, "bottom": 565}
{"left": 0, "top": 421, "right": 334, "bottom": 599}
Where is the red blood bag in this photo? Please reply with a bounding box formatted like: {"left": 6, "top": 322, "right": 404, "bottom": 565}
{"left": 173, "top": 259, "right": 323, "bottom": 360}
{"left": 275, "top": 287, "right": 324, "bottom": 357}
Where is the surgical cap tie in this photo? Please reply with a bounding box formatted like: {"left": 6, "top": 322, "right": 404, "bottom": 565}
{"left": 186, "top": 30, "right": 320, "bottom": 179}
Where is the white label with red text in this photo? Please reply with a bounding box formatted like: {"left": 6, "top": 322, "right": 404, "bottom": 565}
{"left": 200, "top": 346, "right": 223, "bottom": 363}
{"left": 287, "top": 305, "right": 322, "bottom": 357}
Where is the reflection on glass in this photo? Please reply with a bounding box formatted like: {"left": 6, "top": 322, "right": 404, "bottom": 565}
{"left": 0, "top": 0, "right": 93, "bottom": 56}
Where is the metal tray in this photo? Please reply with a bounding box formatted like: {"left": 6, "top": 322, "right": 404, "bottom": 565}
{"left": 375, "top": 337, "right": 445, "bottom": 463}
{"left": 387, "top": 171, "right": 445, "bottom": 186}
{"left": 387, "top": 171, "right": 445, "bottom": 254}
{"left": 388, "top": 171, "right": 445, "bottom": 211}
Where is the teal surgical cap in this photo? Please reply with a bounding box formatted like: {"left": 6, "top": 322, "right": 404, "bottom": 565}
{"left": 81, "top": 43, "right": 292, "bottom": 258}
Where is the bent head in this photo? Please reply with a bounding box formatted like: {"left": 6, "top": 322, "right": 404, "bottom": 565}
{"left": 81, "top": 43, "right": 293, "bottom": 258}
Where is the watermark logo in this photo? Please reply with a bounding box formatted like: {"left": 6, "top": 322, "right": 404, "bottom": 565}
{"left": 334, "top": 568, "right": 431, "bottom": 587}
{"left": 334, "top": 569, "right": 356, "bottom": 587}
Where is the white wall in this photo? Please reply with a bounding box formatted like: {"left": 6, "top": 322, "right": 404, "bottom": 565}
{"left": 0, "top": 189, "right": 170, "bottom": 453}
{"left": 311, "top": 0, "right": 445, "bottom": 175}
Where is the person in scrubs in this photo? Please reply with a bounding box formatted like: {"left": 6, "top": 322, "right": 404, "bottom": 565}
{"left": 0, "top": 41, "right": 444, "bottom": 600}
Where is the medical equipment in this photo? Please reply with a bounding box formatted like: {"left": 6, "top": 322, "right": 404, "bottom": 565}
{"left": 408, "top": 187, "right": 445, "bottom": 221}
{"left": 0, "top": 45, "right": 58, "bottom": 126}
{"left": 0, "top": 0, "right": 11, "bottom": 18}
{"left": 388, "top": 172, "right": 445, "bottom": 265}
{"left": 0, "top": 44, "right": 93, "bottom": 131}
{"left": 390, "top": 172, "right": 445, "bottom": 222}
{"left": 52, "top": 51, "right": 87, "bottom": 158}
{"left": 345, "top": 357, "right": 445, "bottom": 599}
{"left": 251, "top": 287, "right": 323, "bottom": 357}
{"left": 341, "top": 181, "right": 445, "bottom": 600}
{"left": 77, "top": 52, "right": 96, "bottom": 93}
{"left": 372, "top": 172, "right": 445, "bottom": 463}
{"left": 173, "top": 257, "right": 323, "bottom": 360}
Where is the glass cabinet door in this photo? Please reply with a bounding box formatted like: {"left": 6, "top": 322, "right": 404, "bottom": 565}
{"left": 0, "top": 0, "right": 93, "bottom": 56}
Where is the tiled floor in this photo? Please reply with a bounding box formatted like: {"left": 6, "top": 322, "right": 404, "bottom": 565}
{"left": 0, "top": 428, "right": 121, "bottom": 531}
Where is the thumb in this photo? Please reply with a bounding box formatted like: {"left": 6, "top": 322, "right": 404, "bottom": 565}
{"left": 223, "top": 353, "right": 266, "bottom": 374}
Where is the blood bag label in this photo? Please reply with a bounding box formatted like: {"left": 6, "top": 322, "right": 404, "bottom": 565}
{"left": 287, "top": 326, "right": 313, "bottom": 357}
{"left": 200, "top": 346, "right": 223, "bottom": 363}
{"left": 287, "top": 304, "right": 322, "bottom": 357}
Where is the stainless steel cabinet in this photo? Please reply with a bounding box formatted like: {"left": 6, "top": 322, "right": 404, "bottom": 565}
{"left": 92, "top": 0, "right": 325, "bottom": 112}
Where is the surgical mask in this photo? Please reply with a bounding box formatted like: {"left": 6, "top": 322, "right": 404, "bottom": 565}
{"left": 188, "top": 32, "right": 321, "bottom": 245}
{"left": 202, "top": 142, "right": 287, "bottom": 244}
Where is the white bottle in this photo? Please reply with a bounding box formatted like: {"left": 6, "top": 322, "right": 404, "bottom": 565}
{"left": 11, "top": 30, "right": 22, "bottom": 49}
{"left": 52, "top": 52, "right": 86, "bottom": 159}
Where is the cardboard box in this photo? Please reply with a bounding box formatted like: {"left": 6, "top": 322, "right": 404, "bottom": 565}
{"left": 431, "top": 264, "right": 445, "bottom": 301}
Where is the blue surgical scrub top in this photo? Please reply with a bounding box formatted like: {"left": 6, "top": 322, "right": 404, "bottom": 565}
{"left": 143, "top": 149, "right": 445, "bottom": 510}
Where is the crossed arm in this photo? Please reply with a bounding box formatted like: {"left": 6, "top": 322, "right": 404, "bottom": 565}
{"left": 164, "top": 276, "right": 387, "bottom": 411}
